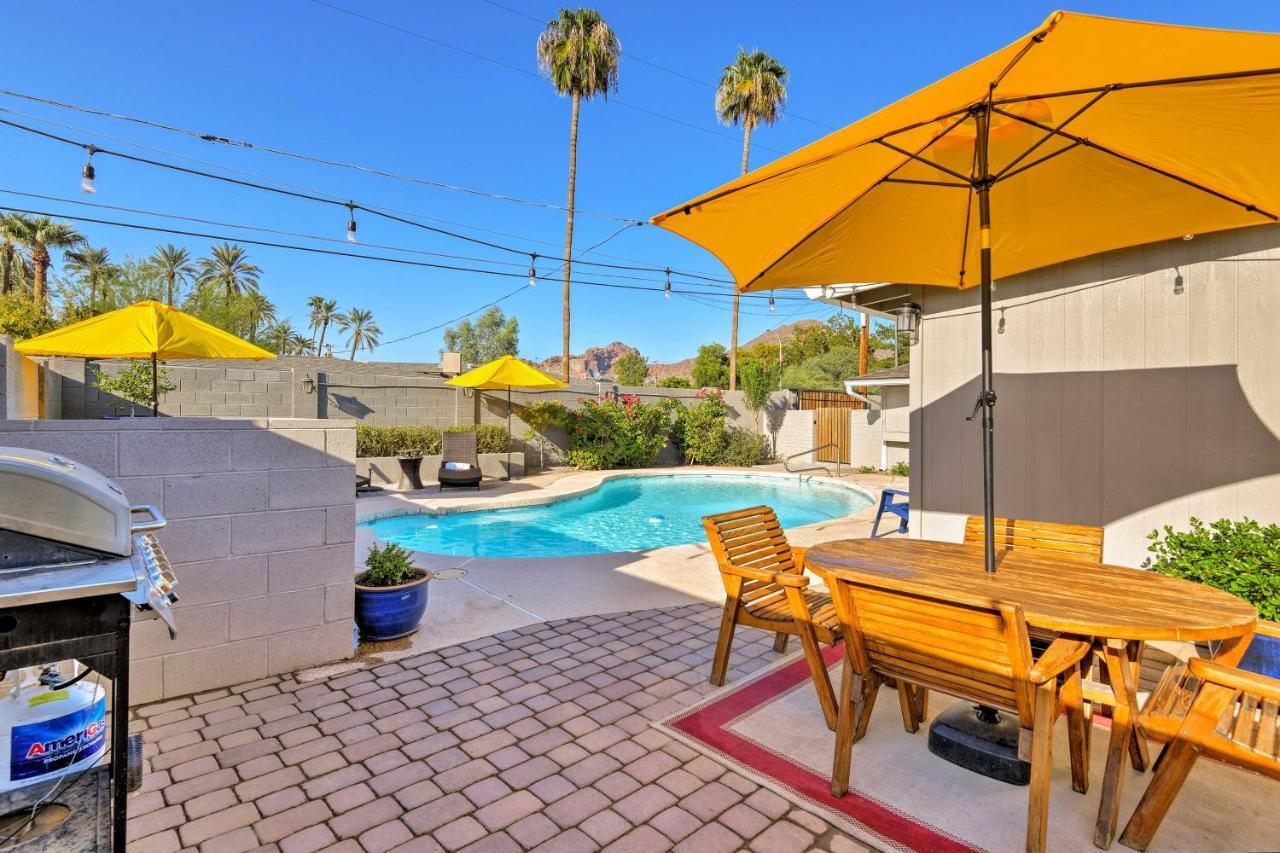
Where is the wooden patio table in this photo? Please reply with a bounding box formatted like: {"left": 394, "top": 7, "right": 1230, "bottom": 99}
{"left": 804, "top": 538, "right": 1258, "bottom": 850}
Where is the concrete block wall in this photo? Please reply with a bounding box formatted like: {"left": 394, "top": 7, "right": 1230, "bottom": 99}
{"left": 1, "top": 336, "right": 59, "bottom": 419}
{"left": 49, "top": 358, "right": 293, "bottom": 419}
{"left": 0, "top": 417, "right": 357, "bottom": 703}
{"left": 770, "top": 409, "right": 815, "bottom": 465}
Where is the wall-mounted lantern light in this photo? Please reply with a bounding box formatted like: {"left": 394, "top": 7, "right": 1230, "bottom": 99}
{"left": 302, "top": 374, "right": 316, "bottom": 394}
{"left": 894, "top": 302, "right": 922, "bottom": 345}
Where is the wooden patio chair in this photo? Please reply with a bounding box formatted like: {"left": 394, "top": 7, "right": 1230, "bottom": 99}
{"left": 964, "top": 515, "right": 1104, "bottom": 562}
{"left": 703, "top": 506, "right": 842, "bottom": 730}
{"left": 828, "top": 578, "right": 1093, "bottom": 853}
{"left": 1119, "top": 621, "right": 1280, "bottom": 851}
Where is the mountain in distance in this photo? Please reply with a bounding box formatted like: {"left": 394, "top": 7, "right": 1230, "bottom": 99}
{"left": 538, "top": 319, "right": 825, "bottom": 382}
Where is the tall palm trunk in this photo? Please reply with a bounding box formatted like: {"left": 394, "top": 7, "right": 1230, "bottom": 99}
{"left": 349, "top": 335, "right": 359, "bottom": 360}
{"left": 316, "top": 319, "right": 330, "bottom": 356}
{"left": 560, "top": 90, "right": 581, "bottom": 383}
{"left": 729, "top": 116, "right": 755, "bottom": 392}
{"left": 165, "top": 273, "right": 176, "bottom": 305}
{"left": 32, "top": 249, "right": 49, "bottom": 307}
{"left": 1, "top": 246, "right": 12, "bottom": 295}
{"left": 88, "top": 275, "right": 96, "bottom": 315}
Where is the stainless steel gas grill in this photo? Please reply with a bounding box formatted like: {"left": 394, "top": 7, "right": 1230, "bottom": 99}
{"left": 0, "top": 448, "right": 178, "bottom": 852}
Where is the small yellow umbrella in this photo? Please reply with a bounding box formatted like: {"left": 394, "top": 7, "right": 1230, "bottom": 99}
{"left": 16, "top": 300, "right": 275, "bottom": 416}
{"left": 446, "top": 356, "right": 566, "bottom": 478}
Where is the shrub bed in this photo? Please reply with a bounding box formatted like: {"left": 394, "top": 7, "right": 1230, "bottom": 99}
{"left": 355, "top": 424, "right": 508, "bottom": 457}
{"left": 1148, "top": 517, "right": 1280, "bottom": 620}
{"left": 564, "top": 396, "right": 678, "bottom": 470}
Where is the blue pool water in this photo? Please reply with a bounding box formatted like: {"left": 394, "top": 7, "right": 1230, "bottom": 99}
{"left": 362, "top": 474, "right": 871, "bottom": 558}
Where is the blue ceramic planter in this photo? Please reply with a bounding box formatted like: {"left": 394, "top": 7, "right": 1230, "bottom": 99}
{"left": 355, "top": 573, "right": 431, "bottom": 641}
{"left": 1239, "top": 632, "right": 1280, "bottom": 679}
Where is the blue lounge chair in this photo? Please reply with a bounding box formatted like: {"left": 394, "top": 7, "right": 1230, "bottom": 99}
{"left": 870, "top": 488, "right": 909, "bottom": 538}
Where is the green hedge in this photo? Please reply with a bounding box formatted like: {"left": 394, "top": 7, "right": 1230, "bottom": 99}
{"left": 356, "top": 424, "right": 508, "bottom": 457}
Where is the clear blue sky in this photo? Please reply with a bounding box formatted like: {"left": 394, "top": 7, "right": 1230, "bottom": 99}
{"left": 3, "top": 1, "right": 1276, "bottom": 362}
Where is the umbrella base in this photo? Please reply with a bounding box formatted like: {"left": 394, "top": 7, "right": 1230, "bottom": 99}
{"left": 927, "top": 703, "right": 1030, "bottom": 786}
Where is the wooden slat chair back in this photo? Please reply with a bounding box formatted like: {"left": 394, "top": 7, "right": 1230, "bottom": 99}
{"left": 828, "top": 578, "right": 1092, "bottom": 853}
{"left": 703, "top": 506, "right": 842, "bottom": 729}
{"left": 965, "top": 516, "right": 1104, "bottom": 562}
{"left": 1120, "top": 622, "right": 1280, "bottom": 851}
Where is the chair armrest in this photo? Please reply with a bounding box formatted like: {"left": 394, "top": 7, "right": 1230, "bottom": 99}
{"left": 1256, "top": 620, "right": 1280, "bottom": 640}
{"left": 791, "top": 546, "right": 808, "bottom": 571}
{"left": 1188, "top": 657, "right": 1280, "bottom": 703}
{"left": 721, "top": 562, "right": 811, "bottom": 588}
{"left": 1028, "top": 638, "right": 1092, "bottom": 684}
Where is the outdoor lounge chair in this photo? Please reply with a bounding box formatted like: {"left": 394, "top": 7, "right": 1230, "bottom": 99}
{"left": 438, "top": 431, "right": 482, "bottom": 490}
{"left": 964, "top": 515, "right": 1104, "bottom": 562}
{"left": 703, "top": 506, "right": 842, "bottom": 730}
{"left": 1119, "top": 621, "right": 1280, "bottom": 851}
{"left": 827, "top": 578, "right": 1093, "bottom": 853}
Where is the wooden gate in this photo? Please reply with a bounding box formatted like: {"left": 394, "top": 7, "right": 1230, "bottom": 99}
{"left": 798, "top": 391, "right": 862, "bottom": 465}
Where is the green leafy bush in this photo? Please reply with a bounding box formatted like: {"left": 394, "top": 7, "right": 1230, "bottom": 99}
{"left": 0, "top": 292, "right": 55, "bottom": 340}
{"left": 720, "top": 427, "right": 770, "bottom": 467}
{"left": 658, "top": 376, "right": 691, "bottom": 389}
{"left": 357, "top": 542, "right": 427, "bottom": 588}
{"left": 889, "top": 461, "right": 910, "bottom": 477}
{"left": 445, "top": 424, "right": 508, "bottom": 454}
{"left": 1148, "top": 517, "right": 1280, "bottom": 620}
{"left": 356, "top": 425, "right": 441, "bottom": 457}
{"left": 92, "top": 360, "right": 177, "bottom": 410}
{"left": 672, "top": 389, "right": 730, "bottom": 465}
{"left": 563, "top": 395, "right": 678, "bottom": 469}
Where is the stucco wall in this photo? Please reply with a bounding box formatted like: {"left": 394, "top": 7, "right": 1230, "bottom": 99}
{"left": 908, "top": 224, "right": 1280, "bottom": 566}
{"left": 0, "top": 417, "right": 357, "bottom": 703}
{"left": 850, "top": 386, "right": 911, "bottom": 470}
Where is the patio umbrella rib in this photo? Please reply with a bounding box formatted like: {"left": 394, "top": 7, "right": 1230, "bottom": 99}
{"left": 990, "top": 107, "right": 1280, "bottom": 221}
{"left": 743, "top": 111, "right": 974, "bottom": 291}
{"left": 873, "top": 139, "right": 972, "bottom": 184}
{"left": 992, "top": 89, "right": 1112, "bottom": 180}
{"left": 996, "top": 140, "right": 1082, "bottom": 184}
{"left": 988, "top": 65, "right": 1280, "bottom": 107}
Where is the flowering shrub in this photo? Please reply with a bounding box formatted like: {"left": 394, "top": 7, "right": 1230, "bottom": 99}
{"left": 563, "top": 395, "right": 678, "bottom": 469}
{"left": 672, "top": 389, "right": 730, "bottom": 465}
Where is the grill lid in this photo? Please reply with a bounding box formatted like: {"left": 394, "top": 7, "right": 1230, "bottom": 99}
{"left": 0, "top": 448, "right": 133, "bottom": 557}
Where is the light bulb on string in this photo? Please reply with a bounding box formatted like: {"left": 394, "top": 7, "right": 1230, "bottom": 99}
{"left": 664, "top": 268, "right": 671, "bottom": 300}
{"left": 80, "top": 147, "right": 97, "bottom": 194}
{"left": 769, "top": 291, "right": 776, "bottom": 312}
{"left": 528, "top": 253, "right": 538, "bottom": 287}
{"left": 345, "top": 203, "right": 358, "bottom": 243}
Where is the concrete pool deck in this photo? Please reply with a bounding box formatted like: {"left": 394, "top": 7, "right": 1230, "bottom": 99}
{"left": 316, "top": 467, "right": 908, "bottom": 679}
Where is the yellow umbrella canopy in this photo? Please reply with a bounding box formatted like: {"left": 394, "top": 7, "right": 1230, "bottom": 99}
{"left": 652, "top": 10, "right": 1279, "bottom": 292}
{"left": 445, "top": 355, "right": 566, "bottom": 391}
{"left": 445, "top": 356, "right": 565, "bottom": 480}
{"left": 652, "top": 10, "right": 1280, "bottom": 574}
{"left": 14, "top": 300, "right": 276, "bottom": 360}
{"left": 16, "top": 300, "right": 274, "bottom": 415}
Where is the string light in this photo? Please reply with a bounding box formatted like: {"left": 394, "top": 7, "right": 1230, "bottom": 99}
{"left": 345, "top": 203, "right": 357, "bottom": 242}
{"left": 769, "top": 291, "right": 776, "bottom": 312}
{"left": 527, "top": 252, "right": 537, "bottom": 287}
{"left": 664, "top": 268, "right": 671, "bottom": 300}
{"left": 80, "top": 146, "right": 97, "bottom": 194}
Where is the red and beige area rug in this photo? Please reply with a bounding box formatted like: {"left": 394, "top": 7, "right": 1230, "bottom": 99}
{"left": 656, "top": 648, "right": 1278, "bottom": 852}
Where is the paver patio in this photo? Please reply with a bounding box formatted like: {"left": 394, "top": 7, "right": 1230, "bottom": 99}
{"left": 129, "top": 603, "right": 873, "bottom": 852}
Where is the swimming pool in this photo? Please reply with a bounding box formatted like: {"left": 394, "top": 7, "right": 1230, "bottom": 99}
{"left": 361, "top": 473, "right": 872, "bottom": 558}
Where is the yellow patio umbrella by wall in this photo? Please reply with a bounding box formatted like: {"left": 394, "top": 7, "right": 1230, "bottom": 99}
{"left": 445, "top": 355, "right": 566, "bottom": 479}
{"left": 653, "top": 10, "right": 1280, "bottom": 573}
{"left": 15, "top": 300, "right": 275, "bottom": 416}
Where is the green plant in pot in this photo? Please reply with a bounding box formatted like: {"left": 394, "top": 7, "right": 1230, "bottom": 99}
{"left": 355, "top": 542, "right": 431, "bottom": 641}
{"left": 1148, "top": 517, "right": 1280, "bottom": 676}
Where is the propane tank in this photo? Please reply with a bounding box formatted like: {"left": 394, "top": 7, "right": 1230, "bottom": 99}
{"left": 0, "top": 665, "right": 106, "bottom": 793}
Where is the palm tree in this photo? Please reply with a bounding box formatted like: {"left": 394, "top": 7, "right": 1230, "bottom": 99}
{"left": 716, "top": 47, "right": 788, "bottom": 390}
{"left": 64, "top": 246, "right": 115, "bottom": 315}
{"left": 306, "top": 296, "right": 339, "bottom": 356}
{"left": 337, "top": 308, "right": 380, "bottom": 360}
{"left": 1, "top": 213, "right": 32, "bottom": 296}
{"left": 147, "top": 244, "right": 196, "bottom": 305}
{"left": 243, "top": 291, "right": 276, "bottom": 342}
{"left": 263, "top": 320, "right": 300, "bottom": 355}
{"left": 197, "top": 243, "right": 261, "bottom": 298}
{"left": 537, "top": 8, "right": 620, "bottom": 382}
{"left": 13, "top": 216, "right": 83, "bottom": 306}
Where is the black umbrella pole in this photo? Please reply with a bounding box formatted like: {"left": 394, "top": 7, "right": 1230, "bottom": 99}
{"left": 151, "top": 353, "right": 159, "bottom": 418}
{"left": 976, "top": 104, "right": 997, "bottom": 574}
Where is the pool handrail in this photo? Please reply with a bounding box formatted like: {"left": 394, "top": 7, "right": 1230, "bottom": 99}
{"left": 784, "top": 443, "right": 842, "bottom": 480}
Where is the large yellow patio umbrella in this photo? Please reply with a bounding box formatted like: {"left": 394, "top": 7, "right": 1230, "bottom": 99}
{"left": 16, "top": 300, "right": 275, "bottom": 416}
{"left": 445, "top": 355, "right": 566, "bottom": 478}
{"left": 653, "top": 10, "right": 1280, "bottom": 573}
